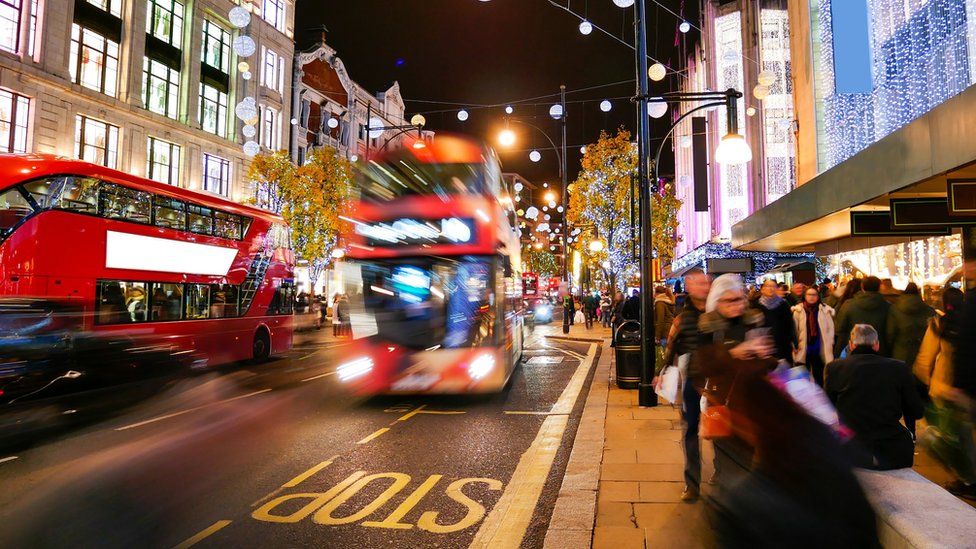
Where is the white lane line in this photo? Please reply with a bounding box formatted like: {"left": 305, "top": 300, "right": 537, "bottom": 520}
{"left": 114, "top": 389, "right": 273, "bottom": 431}
{"left": 471, "top": 343, "right": 598, "bottom": 549}
{"left": 0, "top": 456, "right": 18, "bottom": 464}
{"left": 300, "top": 371, "right": 336, "bottom": 382}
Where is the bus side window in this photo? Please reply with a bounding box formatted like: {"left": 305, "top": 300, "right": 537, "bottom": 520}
{"left": 100, "top": 184, "right": 152, "bottom": 224}
{"left": 150, "top": 283, "right": 183, "bottom": 321}
{"left": 95, "top": 280, "right": 147, "bottom": 323}
{"left": 185, "top": 284, "right": 211, "bottom": 319}
{"left": 187, "top": 205, "right": 215, "bottom": 235}
{"left": 23, "top": 177, "right": 99, "bottom": 213}
{"left": 214, "top": 211, "right": 243, "bottom": 239}
{"left": 154, "top": 197, "right": 187, "bottom": 230}
{"left": 0, "top": 188, "right": 35, "bottom": 237}
{"left": 268, "top": 280, "right": 295, "bottom": 315}
{"left": 209, "top": 284, "right": 239, "bottom": 318}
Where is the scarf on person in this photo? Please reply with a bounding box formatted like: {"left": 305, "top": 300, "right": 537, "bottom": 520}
{"left": 803, "top": 301, "right": 819, "bottom": 340}
{"left": 759, "top": 294, "right": 785, "bottom": 310}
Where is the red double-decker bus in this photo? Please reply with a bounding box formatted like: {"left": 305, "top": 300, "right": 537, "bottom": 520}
{"left": 0, "top": 154, "right": 294, "bottom": 366}
{"left": 335, "top": 135, "right": 524, "bottom": 394}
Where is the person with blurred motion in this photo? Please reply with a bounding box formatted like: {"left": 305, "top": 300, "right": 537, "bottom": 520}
{"left": 790, "top": 282, "right": 806, "bottom": 307}
{"left": 600, "top": 292, "right": 612, "bottom": 328}
{"left": 880, "top": 278, "right": 902, "bottom": 305}
{"left": 833, "top": 277, "right": 862, "bottom": 314}
{"left": 914, "top": 287, "right": 976, "bottom": 499}
{"left": 887, "top": 282, "right": 935, "bottom": 436}
{"left": 755, "top": 278, "right": 797, "bottom": 363}
{"left": 654, "top": 285, "right": 675, "bottom": 346}
{"left": 622, "top": 288, "right": 640, "bottom": 321}
{"left": 947, "top": 260, "right": 976, "bottom": 499}
{"left": 610, "top": 292, "right": 626, "bottom": 346}
{"left": 673, "top": 281, "right": 687, "bottom": 314}
{"left": 775, "top": 282, "right": 791, "bottom": 303}
{"left": 694, "top": 274, "right": 770, "bottom": 491}
{"left": 661, "top": 269, "right": 711, "bottom": 502}
{"left": 582, "top": 292, "right": 597, "bottom": 329}
{"left": 791, "top": 286, "right": 836, "bottom": 386}
{"left": 819, "top": 278, "right": 835, "bottom": 303}
{"left": 332, "top": 293, "right": 342, "bottom": 337}
{"left": 825, "top": 325, "right": 923, "bottom": 470}
{"left": 834, "top": 276, "right": 891, "bottom": 357}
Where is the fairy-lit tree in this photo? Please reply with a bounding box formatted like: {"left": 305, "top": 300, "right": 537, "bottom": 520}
{"left": 246, "top": 149, "right": 294, "bottom": 213}
{"left": 522, "top": 246, "right": 559, "bottom": 277}
{"left": 651, "top": 182, "right": 683, "bottom": 269}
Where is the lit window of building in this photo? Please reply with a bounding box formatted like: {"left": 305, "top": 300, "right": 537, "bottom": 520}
{"left": 262, "top": 47, "right": 284, "bottom": 93}
{"left": 74, "top": 114, "right": 119, "bottom": 168}
{"left": 262, "top": 0, "right": 284, "bottom": 32}
{"left": 146, "top": 136, "right": 181, "bottom": 185}
{"left": 759, "top": 7, "right": 796, "bottom": 204}
{"left": 261, "top": 105, "right": 279, "bottom": 149}
{"left": 26, "top": 0, "right": 39, "bottom": 59}
{"left": 201, "top": 19, "right": 230, "bottom": 73}
{"left": 0, "top": 0, "right": 22, "bottom": 54}
{"left": 714, "top": 10, "right": 749, "bottom": 238}
{"left": 87, "top": 0, "right": 121, "bottom": 17}
{"left": 199, "top": 82, "right": 227, "bottom": 136}
{"left": 0, "top": 90, "right": 29, "bottom": 153}
{"left": 143, "top": 57, "right": 180, "bottom": 118}
{"left": 202, "top": 154, "right": 230, "bottom": 196}
{"left": 69, "top": 24, "right": 120, "bottom": 97}
{"left": 146, "top": 0, "right": 184, "bottom": 49}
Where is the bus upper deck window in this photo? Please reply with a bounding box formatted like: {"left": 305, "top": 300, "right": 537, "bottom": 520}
{"left": 154, "top": 197, "right": 187, "bottom": 230}
{"left": 23, "top": 177, "right": 99, "bottom": 214}
{"left": 100, "top": 184, "right": 152, "bottom": 224}
{"left": 188, "top": 205, "right": 215, "bottom": 235}
{"left": 0, "top": 188, "right": 34, "bottom": 237}
{"left": 214, "top": 211, "right": 243, "bottom": 240}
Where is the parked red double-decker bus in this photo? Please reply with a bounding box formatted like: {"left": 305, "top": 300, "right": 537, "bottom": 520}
{"left": 335, "top": 135, "right": 523, "bottom": 394}
{"left": 0, "top": 154, "right": 295, "bottom": 367}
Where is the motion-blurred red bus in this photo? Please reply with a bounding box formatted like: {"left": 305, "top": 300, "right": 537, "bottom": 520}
{"left": 335, "top": 135, "right": 523, "bottom": 394}
{"left": 522, "top": 271, "right": 540, "bottom": 299}
{"left": 0, "top": 154, "right": 294, "bottom": 365}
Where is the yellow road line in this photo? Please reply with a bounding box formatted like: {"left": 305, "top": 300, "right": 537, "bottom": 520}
{"left": 395, "top": 405, "right": 427, "bottom": 422}
{"left": 282, "top": 456, "right": 338, "bottom": 488}
{"left": 173, "top": 520, "right": 232, "bottom": 549}
{"left": 300, "top": 371, "right": 336, "bottom": 382}
{"left": 356, "top": 427, "right": 390, "bottom": 444}
{"left": 470, "top": 343, "right": 597, "bottom": 549}
{"left": 115, "top": 389, "right": 272, "bottom": 431}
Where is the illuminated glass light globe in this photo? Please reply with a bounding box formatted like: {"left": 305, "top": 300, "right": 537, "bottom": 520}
{"left": 517, "top": 209, "right": 524, "bottom": 216}
{"left": 228, "top": 6, "right": 250, "bottom": 28}
{"left": 544, "top": 191, "right": 556, "bottom": 202}
{"left": 238, "top": 61, "right": 249, "bottom": 72}
{"left": 679, "top": 21, "right": 691, "bottom": 33}
{"left": 241, "top": 71, "right": 252, "bottom": 81}
{"left": 579, "top": 20, "right": 593, "bottom": 35}
{"left": 243, "top": 140, "right": 260, "bottom": 156}
{"left": 549, "top": 104, "right": 563, "bottom": 120}
{"left": 600, "top": 100, "right": 612, "bottom": 112}
{"left": 648, "top": 63, "right": 666, "bottom": 82}
{"left": 543, "top": 182, "right": 549, "bottom": 188}
{"left": 746, "top": 106, "right": 757, "bottom": 117}
{"left": 757, "top": 70, "right": 775, "bottom": 87}
{"left": 589, "top": 240, "right": 604, "bottom": 252}
{"left": 550, "top": 246, "right": 556, "bottom": 251}
{"left": 290, "top": 118, "right": 298, "bottom": 125}
{"left": 349, "top": 154, "right": 359, "bottom": 162}
{"left": 233, "top": 35, "right": 256, "bottom": 57}
{"left": 498, "top": 129, "right": 516, "bottom": 147}
{"left": 367, "top": 116, "right": 385, "bottom": 139}
{"left": 548, "top": 201, "right": 557, "bottom": 209}
{"left": 542, "top": 206, "right": 549, "bottom": 212}
{"left": 525, "top": 206, "right": 539, "bottom": 219}
{"left": 529, "top": 150, "right": 542, "bottom": 162}
{"left": 580, "top": 146, "right": 587, "bottom": 154}
{"left": 515, "top": 194, "right": 521, "bottom": 202}
{"left": 514, "top": 181, "right": 524, "bottom": 192}
{"left": 544, "top": 214, "right": 551, "bottom": 221}
{"left": 680, "top": 135, "right": 692, "bottom": 148}
{"left": 753, "top": 84, "right": 770, "bottom": 101}
{"left": 410, "top": 114, "right": 426, "bottom": 126}
{"left": 235, "top": 98, "right": 257, "bottom": 121}
{"left": 714, "top": 132, "right": 753, "bottom": 165}
{"left": 242, "top": 124, "right": 256, "bottom": 138}
{"left": 457, "top": 109, "right": 469, "bottom": 121}
{"left": 327, "top": 117, "right": 339, "bottom": 129}
{"left": 505, "top": 105, "right": 514, "bottom": 114}
{"left": 648, "top": 99, "right": 668, "bottom": 119}
{"left": 613, "top": 0, "right": 634, "bottom": 7}
{"left": 557, "top": 206, "right": 564, "bottom": 213}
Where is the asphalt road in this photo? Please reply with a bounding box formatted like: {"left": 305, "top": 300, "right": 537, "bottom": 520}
{"left": 0, "top": 324, "right": 598, "bottom": 549}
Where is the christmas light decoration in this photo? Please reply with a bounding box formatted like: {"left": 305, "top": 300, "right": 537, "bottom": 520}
{"left": 233, "top": 35, "right": 255, "bottom": 57}
{"left": 600, "top": 100, "right": 612, "bottom": 112}
{"left": 228, "top": 6, "right": 250, "bottom": 28}
{"left": 759, "top": 8, "right": 796, "bottom": 204}
{"left": 243, "top": 141, "right": 260, "bottom": 156}
{"left": 457, "top": 109, "right": 469, "bottom": 121}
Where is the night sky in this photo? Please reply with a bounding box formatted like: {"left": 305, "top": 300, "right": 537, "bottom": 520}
{"left": 300, "top": 1, "right": 699, "bottom": 187}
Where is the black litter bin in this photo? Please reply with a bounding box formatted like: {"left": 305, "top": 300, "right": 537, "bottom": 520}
{"left": 614, "top": 321, "right": 641, "bottom": 389}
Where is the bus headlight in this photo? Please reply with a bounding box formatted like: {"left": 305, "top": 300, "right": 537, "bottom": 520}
{"left": 468, "top": 353, "right": 495, "bottom": 381}
{"left": 337, "top": 357, "right": 374, "bottom": 381}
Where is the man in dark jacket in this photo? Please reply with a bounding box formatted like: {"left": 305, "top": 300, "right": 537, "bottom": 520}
{"left": 886, "top": 283, "right": 934, "bottom": 368}
{"left": 834, "top": 276, "right": 892, "bottom": 357}
{"left": 955, "top": 259, "right": 976, "bottom": 399}
{"left": 755, "top": 279, "right": 796, "bottom": 363}
{"left": 825, "top": 324, "right": 924, "bottom": 470}
{"left": 621, "top": 289, "right": 640, "bottom": 320}
{"left": 661, "top": 269, "right": 711, "bottom": 502}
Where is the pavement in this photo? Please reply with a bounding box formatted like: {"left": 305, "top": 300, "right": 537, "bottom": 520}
{"left": 537, "top": 320, "right": 714, "bottom": 549}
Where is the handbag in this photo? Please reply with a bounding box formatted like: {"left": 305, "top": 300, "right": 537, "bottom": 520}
{"left": 700, "top": 371, "right": 738, "bottom": 440}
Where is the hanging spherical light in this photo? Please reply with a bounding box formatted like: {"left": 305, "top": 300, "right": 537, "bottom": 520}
{"left": 612, "top": 0, "right": 635, "bottom": 7}
{"left": 680, "top": 135, "right": 693, "bottom": 148}
{"left": 349, "top": 154, "right": 359, "bottom": 162}
{"left": 327, "top": 117, "right": 339, "bottom": 129}
{"left": 242, "top": 141, "right": 260, "bottom": 156}
{"left": 514, "top": 181, "right": 524, "bottom": 192}
{"left": 548, "top": 201, "right": 557, "bottom": 209}
{"left": 648, "top": 63, "right": 667, "bottom": 82}
{"left": 228, "top": 6, "right": 251, "bottom": 28}
{"left": 367, "top": 116, "right": 385, "bottom": 139}
{"left": 235, "top": 98, "right": 257, "bottom": 121}
{"left": 648, "top": 99, "right": 668, "bottom": 118}
{"left": 579, "top": 20, "right": 593, "bottom": 35}
{"left": 505, "top": 105, "right": 514, "bottom": 114}
{"left": 525, "top": 206, "right": 539, "bottom": 219}
{"left": 599, "top": 100, "right": 612, "bottom": 113}
{"left": 515, "top": 194, "right": 521, "bottom": 202}
{"left": 242, "top": 124, "right": 256, "bottom": 138}
{"left": 241, "top": 71, "right": 252, "bottom": 81}
{"left": 549, "top": 104, "right": 563, "bottom": 120}
{"left": 580, "top": 146, "right": 587, "bottom": 154}
{"left": 753, "top": 84, "right": 770, "bottom": 101}
{"left": 517, "top": 209, "right": 524, "bottom": 216}
{"left": 237, "top": 61, "right": 249, "bottom": 73}
{"left": 746, "top": 106, "right": 757, "bottom": 117}
{"left": 410, "top": 114, "right": 426, "bottom": 126}
{"left": 290, "top": 118, "right": 298, "bottom": 125}
{"left": 542, "top": 206, "right": 549, "bottom": 212}
{"left": 233, "top": 35, "right": 256, "bottom": 57}
{"left": 757, "top": 70, "right": 776, "bottom": 87}
{"left": 543, "top": 182, "right": 549, "bottom": 188}
{"left": 457, "top": 109, "right": 469, "bottom": 121}
{"left": 544, "top": 214, "right": 551, "bottom": 221}
{"left": 557, "top": 206, "right": 564, "bottom": 213}
{"left": 529, "top": 150, "right": 542, "bottom": 162}
{"left": 679, "top": 21, "right": 691, "bottom": 33}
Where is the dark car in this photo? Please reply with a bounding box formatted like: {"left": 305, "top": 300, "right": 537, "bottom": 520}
{"left": 0, "top": 298, "right": 196, "bottom": 440}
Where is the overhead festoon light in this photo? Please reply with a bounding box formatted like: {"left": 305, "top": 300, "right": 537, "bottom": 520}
{"left": 648, "top": 98, "right": 668, "bottom": 119}
{"left": 599, "top": 100, "right": 612, "bottom": 113}
{"left": 648, "top": 63, "right": 667, "bottom": 82}
{"left": 529, "top": 150, "right": 542, "bottom": 162}
{"left": 679, "top": 21, "right": 691, "bottom": 33}
{"left": 579, "top": 20, "right": 593, "bottom": 35}
{"left": 457, "top": 109, "right": 469, "bottom": 121}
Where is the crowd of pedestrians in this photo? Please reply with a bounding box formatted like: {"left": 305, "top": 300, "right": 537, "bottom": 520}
{"left": 653, "top": 264, "right": 976, "bottom": 542}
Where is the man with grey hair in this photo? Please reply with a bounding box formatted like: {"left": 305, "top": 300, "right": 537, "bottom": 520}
{"left": 825, "top": 324, "right": 924, "bottom": 470}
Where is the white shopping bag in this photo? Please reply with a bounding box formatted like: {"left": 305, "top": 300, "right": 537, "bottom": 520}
{"left": 574, "top": 310, "right": 585, "bottom": 324}
{"left": 655, "top": 365, "right": 680, "bottom": 404}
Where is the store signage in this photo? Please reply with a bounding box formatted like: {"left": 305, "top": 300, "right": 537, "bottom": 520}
{"left": 948, "top": 179, "right": 976, "bottom": 216}
{"left": 890, "top": 198, "right": 976, "bottom": 228}
{"left": 354, "top": 217, "right": 476, "bottom": 247}
{"left": 851, "top": 211, "right": 950, "bottom": 236}
{"left": 706, "top": 258, "right": 753, "bottom": 274}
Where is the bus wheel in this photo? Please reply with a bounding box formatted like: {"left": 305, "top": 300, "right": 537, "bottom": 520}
{"left": 252, "top": 329, "right": 271, "bottom": 362}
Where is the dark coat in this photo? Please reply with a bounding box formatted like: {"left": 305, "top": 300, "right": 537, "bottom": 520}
{"left": 834, "top": 291, "right": 892, "bottom": 357}
{"left": 653, "top": 298, "right": 675, "bottom": 340}
{"left": 824, "top": 349, "right": 924, "bottom": 470}
{"left": 954, "top": 289, "right": 976, "bottom": 397}
{"left": 621, "top": 295, "right": 640, "bottom": 320}
{"left": 885, "top": 294, "right": 934, "bottom": 368}
{"left": 754, "top": 299, "right": 797, "bottom": 363}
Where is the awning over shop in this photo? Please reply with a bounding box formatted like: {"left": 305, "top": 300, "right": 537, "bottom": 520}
{"left": 731, "top": 83, "right": 976, "bottom": 253}
{"left": 664, "top": 262, "right": 702, "bottom": 279}
{"left": 767, "top": 261, "right": 816, "bottom": 274}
